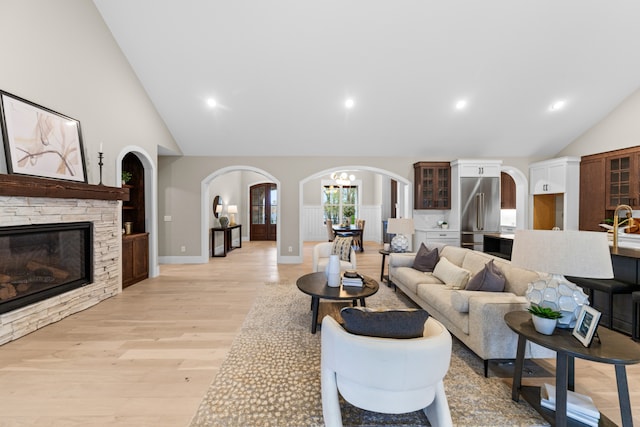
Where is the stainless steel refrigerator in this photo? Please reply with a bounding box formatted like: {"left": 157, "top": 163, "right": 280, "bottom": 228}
{"left": 460, "top": 177, "right": 500, "bottom": 251}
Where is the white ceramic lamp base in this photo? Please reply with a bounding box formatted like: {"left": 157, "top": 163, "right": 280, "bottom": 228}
{"left": 526, "top": 274, "right": 589, "bottom": 329}
{"left": 391, "top": 234, "right": 409, "bottom": 253}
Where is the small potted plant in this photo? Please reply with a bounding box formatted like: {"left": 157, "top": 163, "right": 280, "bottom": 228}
{"left": 528, "top": 304, "right": 562, "bottom": 335}
{"left": 122, "top": 171, "right": 133, "bottom": 185}
{"left": 441, "top": 221, "right": 449, "bottom": 229}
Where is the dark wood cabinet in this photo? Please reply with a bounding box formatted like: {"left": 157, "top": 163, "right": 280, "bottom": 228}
{"left": 122, "top": 154, "right": 145, "bottom": 234}
{"left": 413, "top": 162, "right": 451, "bottom": 209}
{"left": 605, "top": 148, "right": 640, "bottom": 209}
{"left": 122, "top": 233, "right": 149, "bottom": 288}
{"left": 500, "top": 172, "right": 516, "bottom": 209}
{"left": 579, "top": 155, "right": 606, "bottom": 231}
{"left": 121, "top": 153, "right": 148, "bottom": 288}
{"left": 580, "top": 146, "right": 640, "bottom": 232}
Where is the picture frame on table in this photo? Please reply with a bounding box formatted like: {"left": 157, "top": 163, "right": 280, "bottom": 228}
{"left": 0, "top": 90, "right": 87, "bottom": 183}
{"left": 572, "top": 305, "right": 601, "bottom": 347}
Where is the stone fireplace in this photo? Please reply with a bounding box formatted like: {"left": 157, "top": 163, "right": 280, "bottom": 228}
{"left": 0, "top": 175, "right": 127, "bottom": 345}
{"left": 0, "top": 221, "right": 93, "bottom": 314}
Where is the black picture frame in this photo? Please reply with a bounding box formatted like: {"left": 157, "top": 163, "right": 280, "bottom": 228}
{"left": 0, "top": 90, "right": 87, "bottom": 183}
{"left": 572, "top": 305, "right": 601, "bottom": 347}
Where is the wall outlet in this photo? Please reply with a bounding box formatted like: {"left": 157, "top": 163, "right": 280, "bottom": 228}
{"left": 288, "top": 246, "right": 293, "bottom": 253}
{"left": 180, "top": 246, "right": 186, "bottom": 252}
{"left": 164, "top": 215, "right": 172, "bottom": 222}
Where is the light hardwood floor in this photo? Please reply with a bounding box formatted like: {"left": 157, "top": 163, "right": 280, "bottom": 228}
{"left": 0, "top": 241, "right": 637, "bottom": 426}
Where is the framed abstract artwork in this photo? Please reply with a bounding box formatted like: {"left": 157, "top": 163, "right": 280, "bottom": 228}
{"left": 0, "top": 90, "right": 87, "bottom": 183}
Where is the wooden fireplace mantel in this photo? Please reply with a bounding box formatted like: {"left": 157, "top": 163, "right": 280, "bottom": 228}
{"left": 0, "top": 174, "right": 129, "bottom": 201}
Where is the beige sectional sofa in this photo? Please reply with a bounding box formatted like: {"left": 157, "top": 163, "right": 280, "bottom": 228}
{"left": 389, "top": 243, "right": 553, "bottom": 376}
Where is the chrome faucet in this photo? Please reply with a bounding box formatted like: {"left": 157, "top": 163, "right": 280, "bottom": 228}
{"left": 613, "top": 204, "right": 634, "bottom": 249}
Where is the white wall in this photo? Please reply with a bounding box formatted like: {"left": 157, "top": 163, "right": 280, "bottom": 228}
{"left": 0, "top": 1, "right": 178, "bottom": 185}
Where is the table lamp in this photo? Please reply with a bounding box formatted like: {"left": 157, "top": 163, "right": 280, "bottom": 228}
{"left": 228, "top": 205, "right": 238, "bottom": 226}
{"left": 387, "top": 218, "right": 415, "bottom": 253}
{"left": 510, "top": 230, "right": 613, "bottom": 328}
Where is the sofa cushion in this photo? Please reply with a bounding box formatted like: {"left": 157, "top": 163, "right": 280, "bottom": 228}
{"left": 331, "top": 236, "right": 352, "bottom": 262}
{"left": 417, "top": 284, "right": 470, "bottom": 334}
{"left": 340, "top": 307, "right": 430, "bottom": 339}
{"left": 461, "top": 250, "right": 495, "bottom": 276}
{"left": 433, "top": 257, "right": 471, "bottom": 290}
{"left": 393, "top": 267, "right": 443, "bottom": 295}
{"left": 412, "top": 243, "right": 439, "bottom": 272}
{"left": 492, "top": 258, "right": 540, "bottom": 296}
{"left": 466, "top": 259, "right": 506, "bottom": 292}
{"left": 439, "top": 245, "right": 469, "bottom": 268}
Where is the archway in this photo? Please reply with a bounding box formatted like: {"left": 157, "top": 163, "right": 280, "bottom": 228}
{"left": 299, "top": 165, "right": 412, "bottom": 260}
{"left": 501, "top": 165, "right": 528, "bottom": 230}
{"left": 201, "top": 166, "right": 282, "bottom": 262}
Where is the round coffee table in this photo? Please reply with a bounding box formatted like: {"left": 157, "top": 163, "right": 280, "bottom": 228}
{"left": 296, "top": 271, "right": 379, "bottom": 333}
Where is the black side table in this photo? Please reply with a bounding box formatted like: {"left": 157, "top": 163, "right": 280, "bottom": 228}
{"left": 378, "top": 249, "right": 390, "bottom": 284}
{"left": 505, "top": 310, "right": 640, "bottom": 427}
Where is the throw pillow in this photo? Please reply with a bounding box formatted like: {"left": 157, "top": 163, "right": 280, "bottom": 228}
{"left": 433, "top": 257, "right": 471, "bottom": 289}
{"left": 466, "top": 259, "right": 506, "bottom": 292}
{"left": 340, "top": 307, "right": 430, "bottom": 339}
{"left": 412, "top": 243, "right": 439, "bottom": 272}
{"left": 331, "top": 236, "right": 353, "bottom": 262}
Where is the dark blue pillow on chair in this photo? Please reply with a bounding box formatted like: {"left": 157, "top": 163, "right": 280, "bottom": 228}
{"left": 340, "top": 307, "right": 430, "bottom": 339}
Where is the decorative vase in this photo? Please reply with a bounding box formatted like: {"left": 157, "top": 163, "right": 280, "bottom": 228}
{"left": 531, "top": 315, "right": 557, "bottom": 335}
{"left": 326, "top": 254, "right": 341, "bottom": 287}
{"left": 219, "top": 216, "right": 229, "bottom": 228}
{"left": 124, "top": 222, "right": 133, "bottom": 235}
{"left": 526, "top": 275, "right": 589, "bottom": 328}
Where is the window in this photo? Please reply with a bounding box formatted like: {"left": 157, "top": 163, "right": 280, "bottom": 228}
{"left": 323, "top": 184, "right": 358, "bottom": 223}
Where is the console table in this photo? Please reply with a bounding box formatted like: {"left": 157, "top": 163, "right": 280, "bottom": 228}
{"left": 505, "top": 310, "right": 640, "bottom": 427}
{"left": 211, "top": 224, "right": 242, "bottom": 257}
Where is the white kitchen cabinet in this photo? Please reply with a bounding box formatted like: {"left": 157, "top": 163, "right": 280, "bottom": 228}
{"left": 427, "top": 230, "right": 460, "bottom": 246}
{"left": 454, "top": 160, "right": 502, "bottom": 178}
{"left": 529, "top": 157, "right": 578, "bottom": 194}
{"left": 528, "top": 156, "right": 581, "bottom": 230}
{"left": 414, "top": 229, "right": 460, "bottom": 249}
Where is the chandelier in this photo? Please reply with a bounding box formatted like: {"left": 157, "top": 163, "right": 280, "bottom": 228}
{"left": 331, "top": 171, "right": 356, "bottom": 186}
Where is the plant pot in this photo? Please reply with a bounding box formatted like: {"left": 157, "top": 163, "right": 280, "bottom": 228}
{"left": 532, "top": 315, "right": 557, "bottom": 335}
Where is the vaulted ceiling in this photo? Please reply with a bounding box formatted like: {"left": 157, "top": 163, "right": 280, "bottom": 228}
{"left": 94, "top": 1, "right": 640, "bottom": 159}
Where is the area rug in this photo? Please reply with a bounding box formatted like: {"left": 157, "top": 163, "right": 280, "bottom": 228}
{"left": 189, "top": 280, "right": 549, "bottom": 427}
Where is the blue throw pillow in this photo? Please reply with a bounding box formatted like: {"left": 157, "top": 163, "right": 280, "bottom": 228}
{"left": 340, "top": 307, "right": 430, "bottom": 339}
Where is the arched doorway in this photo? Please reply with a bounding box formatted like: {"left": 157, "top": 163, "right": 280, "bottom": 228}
{"left": 250, "top": 183, "right": 277, "bottom": 241}
{"left": 200, "top": 166, "right": 281, "bottom": 262}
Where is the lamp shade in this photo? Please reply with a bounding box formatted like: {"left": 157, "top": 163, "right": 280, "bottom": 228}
{"left": 215, "top": 205, "right": 223, "bottom": 214}
{"left": 227, "top": 205, "right": 238, "bottom": 214}
{"left": 511, "top": 230, "right": 613, "bottom": 278}
{"left": 387, "top": 218, "right": 415, "bottom": 236}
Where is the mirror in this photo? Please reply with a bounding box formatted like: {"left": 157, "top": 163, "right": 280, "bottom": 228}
{"left": 213, "top": 195, "right": 222, "bottom": 218}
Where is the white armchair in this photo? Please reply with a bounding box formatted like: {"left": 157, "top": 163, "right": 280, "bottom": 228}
{"left": 312, "top": 242, "right": 357, "bottom": 273}
{"left": 320, "top": 315, "right": 453, "bottom": 427}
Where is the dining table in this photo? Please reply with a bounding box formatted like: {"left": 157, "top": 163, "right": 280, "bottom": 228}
{"left": 332, "top": 224, "right": 364, "bottom": 252}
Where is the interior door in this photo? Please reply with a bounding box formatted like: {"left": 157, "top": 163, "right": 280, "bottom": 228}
{"left": 250, "top": 183, "right": 277, "bottom": 241}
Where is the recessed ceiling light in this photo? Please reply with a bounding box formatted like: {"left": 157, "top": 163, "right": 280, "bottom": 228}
{"left": 345, "top": 98, "right": 355, "bottom": 109}
{"left": 206, "top": 98, "right": 217, "bottom": 108}
{"left": 455, "top": 99, "right": 468, "bottom": 110}
{"left": 549, "top": 100, "right": 566, "bottom": 112}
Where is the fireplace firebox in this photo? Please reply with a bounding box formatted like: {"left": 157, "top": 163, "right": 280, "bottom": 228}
{"left": 0, "top": 222, "right": 93, "bottom": 314}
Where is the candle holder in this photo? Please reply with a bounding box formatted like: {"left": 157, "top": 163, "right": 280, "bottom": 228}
{"left": 98, "top": 152, "right": 104, "bottom": 185}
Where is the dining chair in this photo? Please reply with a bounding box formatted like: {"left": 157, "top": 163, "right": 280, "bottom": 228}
{"left": 352, "top": 219, "right": 365, "bottom": 252}
{"left": 326, "top": 219, "right": 335, "bottom": 242}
